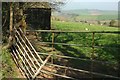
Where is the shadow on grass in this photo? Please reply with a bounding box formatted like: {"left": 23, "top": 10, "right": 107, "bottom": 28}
{"left": 41, "top": 32, "right": 120, "bottom": 78}
{"left": 95, "top": 44, "right": 120, "bottom": 77}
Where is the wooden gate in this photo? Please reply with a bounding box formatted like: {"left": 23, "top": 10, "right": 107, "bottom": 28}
{"left": 11, "top": 27, "right": 51, "bottom": 79}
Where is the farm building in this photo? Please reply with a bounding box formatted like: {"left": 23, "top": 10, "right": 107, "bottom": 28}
{"left": 24, "top": 2, "right": 51, "bottom": 30}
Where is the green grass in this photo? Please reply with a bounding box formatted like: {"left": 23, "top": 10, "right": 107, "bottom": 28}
{"left": 1, "top": 49, "right": 19, "bottom": 78}
{"left": 50, "top": 21, "right": 120, "bottom": 64}
{"left": 52, "top": 21, "right": 118, "bottom": 31}
{"left": 41, "top": 20, "right": 120, "bottom": 75}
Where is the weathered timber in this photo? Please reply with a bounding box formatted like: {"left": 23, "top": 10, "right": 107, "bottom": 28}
{"left": 19, "top": 28, "right": 44, "bottom": 63}
{"left": 16, "top": 29, "right": 41, "bottom": 67}
{"left": 15, "top": 35, "right": 38, "bottom": 70}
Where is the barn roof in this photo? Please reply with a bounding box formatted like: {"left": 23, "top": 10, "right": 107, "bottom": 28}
{"left": 25, "top": 2, "right": 51, "bottom": 9}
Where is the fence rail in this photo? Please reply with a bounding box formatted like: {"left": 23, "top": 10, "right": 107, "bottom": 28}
{"left": 38, "top": 52, "right": 117, "bottom": 65}
{"left": 11, "top": 29, "right": 120, "bottom": 79}
{"left": 38, "top": 42, "right": 119, "bottom": 49}
{"left": 27, "top": 30, "right": 120, "bottom": 33}
{"left": 26, "top": 29, "right": 120, "bottom": 79}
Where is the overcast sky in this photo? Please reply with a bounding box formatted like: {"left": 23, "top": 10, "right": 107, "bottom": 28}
{"left": 69, "top": 0, "right": 119, "bottom": 2}
{"left": 61, "top": 0, "right": 119, "bottom": 10}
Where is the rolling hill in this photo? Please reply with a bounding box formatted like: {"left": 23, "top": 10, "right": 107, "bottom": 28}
{"left": 55, "top": 9, "right": 118, "bottom": 21}
{"left": 62, "top": 9, "right": 118, "bottom": 15}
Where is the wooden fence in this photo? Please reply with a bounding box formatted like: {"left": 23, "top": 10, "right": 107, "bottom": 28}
{"left": 26, "top": 30, "right": 120, "bottom": 79}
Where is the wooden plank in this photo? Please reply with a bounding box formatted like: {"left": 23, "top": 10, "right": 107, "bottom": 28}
{"left": 11, "top": 48, "right": 26, "bottom": 77}
{"left": 32, "top": 54, "right": 51, "bottom": 79}
{"left": 13, "top": 45, "right": 34, "bottom": 77}
{"left": 16, "top": 30, "right": 41, "bottom": 67}
{"left": 12, "top": 48, "right": 30, "bottom": 78}
{"left": 15, "top": 35, "right": 38, "bottom": 70}
{"left": 19, "top": 28, "right": 44, "bottom": 63}
{"left": 16, "top": 43, "right": 35, "bottom": 74}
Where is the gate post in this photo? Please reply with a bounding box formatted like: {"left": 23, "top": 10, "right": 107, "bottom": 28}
{"left": 8, "top": 2, "right": 14, "bottom": 48}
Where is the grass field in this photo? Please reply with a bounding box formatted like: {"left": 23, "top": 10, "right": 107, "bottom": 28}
{"left": 52, "top": 21, "right": 118, "bottom": 31}
{"left": 50, "top": 21, "right": 120, "bottom": 63}
{"left": 1, "top": 49, "right": 19, "bottom": 78}
{"left": 40, "top": 21, "right": 120, "bottom": 75}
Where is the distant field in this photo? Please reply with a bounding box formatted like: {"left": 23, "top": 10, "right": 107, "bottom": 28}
{"left": 59, "top": 9, "right": 118, "bottom": 21}
{"left": 77, "top": 15, "right": 118, "bottom": 21}
{"left": 63, "top": 9, "right": 118, "bottom": 15}
{"left": 52, "top": 21, "right": 118, "bottom": 31}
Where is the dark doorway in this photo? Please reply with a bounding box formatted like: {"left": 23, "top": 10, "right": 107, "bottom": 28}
{"left": 24, "top": 8, "right": 51, "bottom": 30}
